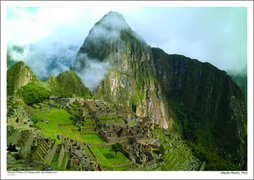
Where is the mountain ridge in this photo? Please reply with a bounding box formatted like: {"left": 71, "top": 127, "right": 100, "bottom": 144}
{"left": 71, "top": 11, "right": 247, "bottom": 167}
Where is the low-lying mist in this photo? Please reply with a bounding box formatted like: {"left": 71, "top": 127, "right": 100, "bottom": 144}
{"left": 73, "top": 53, "right": 111, "bottom": 92}
{"left": 7, "top": 44, "right": 111, "bottom": 92}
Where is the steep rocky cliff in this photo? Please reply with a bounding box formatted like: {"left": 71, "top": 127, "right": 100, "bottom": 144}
{"left": 152, "top": 48, "right": 247, "bottom": 166}
{"left": 71, "top": 11, "right": 170, "bottom": 129}
{"left": 71, "top": 11, "right": 247, "bottom": 167}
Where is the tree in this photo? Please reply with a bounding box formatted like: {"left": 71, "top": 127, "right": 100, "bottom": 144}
{"left": 110, "top": 142, "right": 123, "bottom": 158}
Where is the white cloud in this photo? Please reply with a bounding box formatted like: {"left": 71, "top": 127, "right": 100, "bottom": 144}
{"left": 74, "top": 53, "right": 111, "bottom": 92}
{"left": 6, "top": 6, "right": 248, "bottom": 81}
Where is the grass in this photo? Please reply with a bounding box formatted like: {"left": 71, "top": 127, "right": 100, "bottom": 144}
{"left": 35, "top": 108, "right": 98, "bottom": 143}
{"left": 71, "top": 126, "right": 80, "bottom": 130}
{"left": 71, "top": 103, "right": 79, "bottom": 108}
{"left": 98, "top": 147, "right": 130, "bottom": 165}
{"left": 83, "top": 122, "right": 94, "bottom": 125}
{"left": 50, "top": 161, "right": 58, "bottom": 167}
{"left": 80, "top": 134, "right": 104, "bottom": 144}
{"left": 59, "top": 154, "right": 68, "bottom": 170}
{"left": 97, "top": 115, "right": 107, "bottom": 119}
{"left": 85, "top": 119, "right": 93, "bottom": 122}
{"left": 129, "top": 121, "right": 137, "bottom": 126}
{"left": 89, "top": 146, "right": 112, "bottom": 168}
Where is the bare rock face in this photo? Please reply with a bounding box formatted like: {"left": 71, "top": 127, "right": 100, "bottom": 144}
{"left": 72, "top": 11, "right": 171, "bottom": 129}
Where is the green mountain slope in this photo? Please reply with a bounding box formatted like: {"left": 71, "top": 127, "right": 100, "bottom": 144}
{"left": 7, "top": 61, "right": 92, "bottom": 102}
{"left": 152, "top": 49, "right": 247, "bottom": 167}
{"left": 7, "top": 61, "right": 41, "bottom": 96}
{"left": 71, "top": 11, "right": 247, "bottom": 168}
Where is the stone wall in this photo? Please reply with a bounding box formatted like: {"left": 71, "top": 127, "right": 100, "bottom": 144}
{"left": 90, "top": 143, "right": 112, "bottom": 148}
{"left": 122, "top": 148, "right": 131, "bottom": 159}
{"left": 103, "top": 121, "right": 125, "bottom": 126}
{"left": 65, "top": 108, "right": 80, "bottom": 119}
{"left": 48, "top": 102, "right": 64, "bottom": 109}
{"left": 58, "top": 98, "right": 76, "bottom": 106}
{"left": 63, "top": 154, "right": 69, "bottom": 169}
{"left": 106, "top": 136, "right": 127, "bottom": 143}
{"left": 69, "top": 104, "right": 79, "bottom": 111}
{"left": 7, "top": 128, "right": 21, "bottom": 145}
{"left": 80, "top": 127, "right": 96, "bottom": 132}
{"left": 57, "top": 123, "right": 73, "bottom": 126}
{"left": 87, "top": 145, "right": 96, "bottom": 158}
{"left": 44, "top": 139, "right": 58, "bottom": 165}
{"left": 57, "top": 145, "right": 65, "bottom": 167}
{"left": 112, "top": 161, "right": 134, "bottom": 168}
{"left": 80, "top": 132, "right": 96, "bottom": 135}
{"left": 126, "top": 118, "right": 136, "bottom": 124}
{"left": 70, "top": 116, "right": 77, "bottom": 121}
{"left": 18, "top": 130, "right": 34, "bottom": 158}
{"left": 144, "top": 159, "right": 157, "bottom": 170}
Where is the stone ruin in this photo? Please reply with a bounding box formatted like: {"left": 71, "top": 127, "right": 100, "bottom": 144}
{"left": 58, "top": 135, "right": 99, "bottom": 171}
{"left": 100, "top": 124, "right": 148, "bottom": 143}
{"left": 138, "top": 117, "right": 155, "bottom": 138}
{"left": 85, "top": 100, "right": 117, "bottom": 120}
{"left": 122, "top": 137, "right": 157, "bottom": 170}
{"left": 32, "top": 137, "right": 58, "bottom": 165}
{"left": 49, "top": 95, "right": 58, "bottom": 101}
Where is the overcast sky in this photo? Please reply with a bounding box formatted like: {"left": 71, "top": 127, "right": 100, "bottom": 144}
{"left": 5, "top": 2, "right": 249, "bottom": 76}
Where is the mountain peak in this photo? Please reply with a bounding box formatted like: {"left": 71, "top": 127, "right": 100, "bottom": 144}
{"left": 95, "top": 11, "right": 130, "bottom": 31}
{"left": 86, "top": 11, "right": 131, "bottom": 43}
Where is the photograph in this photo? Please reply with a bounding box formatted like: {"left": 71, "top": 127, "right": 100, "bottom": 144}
{"left": 2, "top": 1, "right": 252, "bottom": 179}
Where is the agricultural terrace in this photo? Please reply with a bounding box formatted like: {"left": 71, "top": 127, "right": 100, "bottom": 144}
{"left": 35, "top": 108, "right": 104, "bottom": 144}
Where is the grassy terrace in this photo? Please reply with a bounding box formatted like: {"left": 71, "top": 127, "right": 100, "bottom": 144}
{"left": 128, "top": 121, "right": 137, "bottom": 126}
{"left": 90, "top": 146, "right": 112, "bottom": 168}
{"left": 84, "top": 114, "right": 92, "bottom": 117}
{"left": 33, "top": 104, "right": 40, "bottom": 109}
{"left": 92, "top": 147, "right": 132, "bottom": 171}
{"left": 68, "top": 105, "right": 81, "bottom": 115}
{"left": 83, "top": 121, "right": 94, "bottom": 124}
{"left": 71, "top": 103, "right": 79, "bottom": 109}
{"left": 80, "top": 134, "right": 104, "bottom": 144}
{"left": 98, "top": 147, "right": 130, "bottom": 165}
{"left": 35, "top": 108, "right": 104, "bottom": 144}
{"left": 80, "top": 125, "right": 95, "bottom": 128}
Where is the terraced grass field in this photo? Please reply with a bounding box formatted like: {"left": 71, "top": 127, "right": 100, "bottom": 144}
{"left": 98, "top": 147, "right": 130, "bottom": 165}
{"left": 89, "top": 146, "right": 112, "bottom": 168}
{"left": 80, "top": 134, "right": 104, "bottom": 144}
{"left": 35, "top": 108, "right": 104, "bottom": 144}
